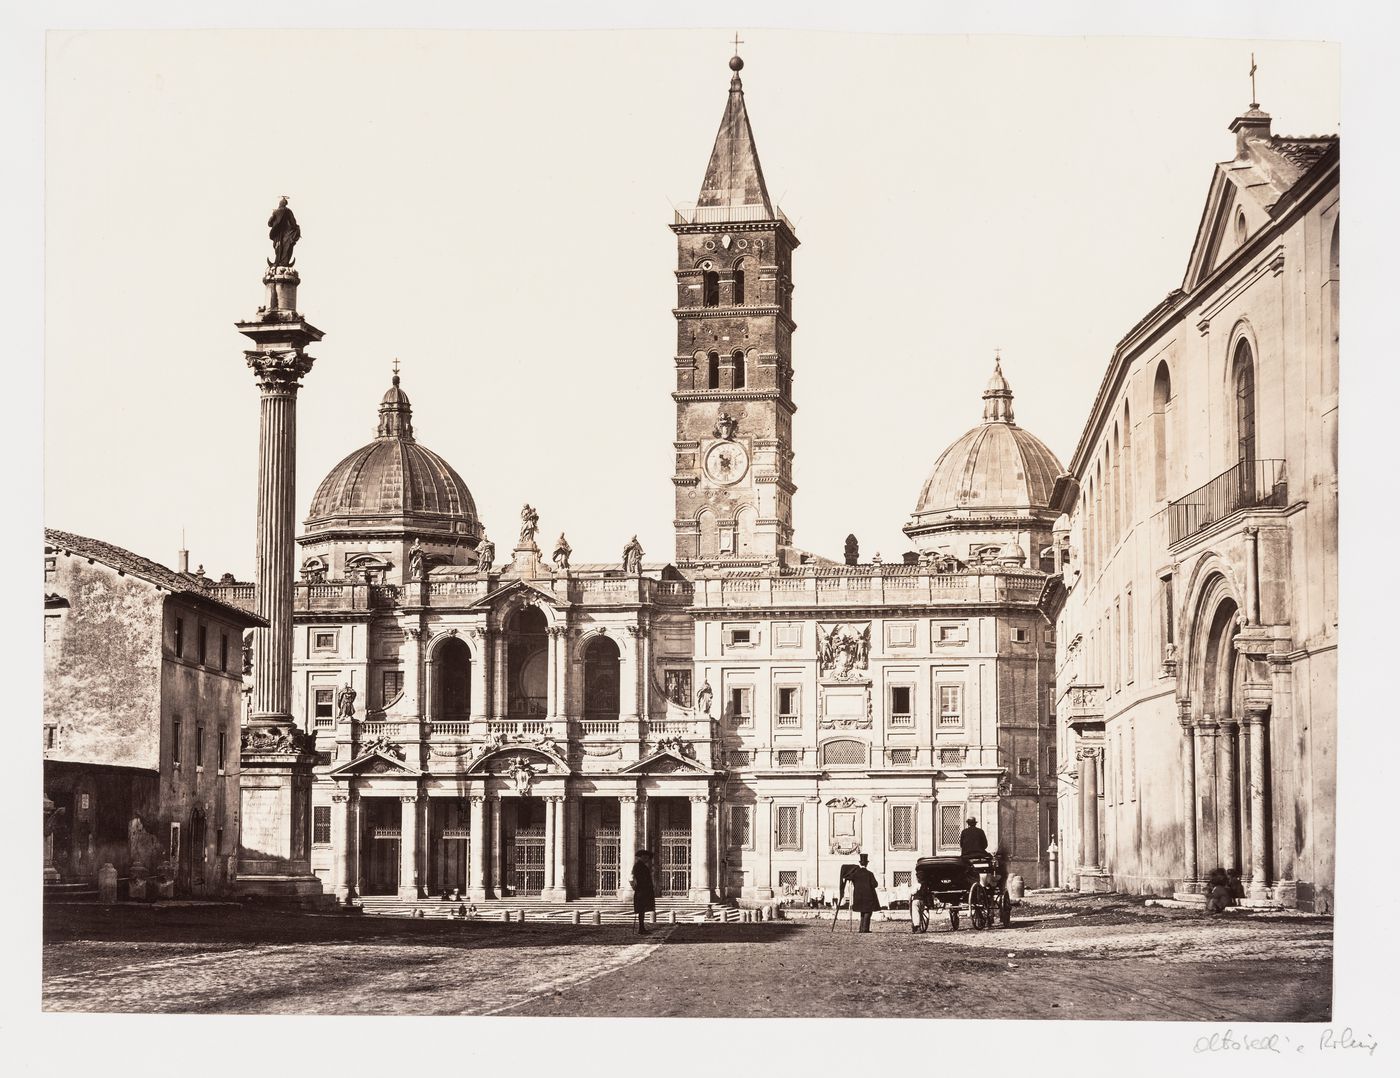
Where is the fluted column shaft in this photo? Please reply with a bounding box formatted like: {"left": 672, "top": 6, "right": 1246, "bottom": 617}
{"left": 618, "top": 795, "right": 637, "bottom": 898}
{"left": 690, "top": 794, "right": 712, "bottom": 899}
{"left": 469, "top": 796, "right": 488, "bottom": 899}
{"left": 252, "top": 381, "right": 301, "bottom": 721}
{"left": 398, "top": 795, "right": 420, "bottom": 899}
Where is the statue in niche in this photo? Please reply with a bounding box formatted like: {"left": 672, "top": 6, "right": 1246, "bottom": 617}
{"left": 336, "top": 684, "right": 357, "bottom": 719}
{"left": 476, "top": 535, "right": 495, "bottom": 574}
{"left": 622, "top": 535, "right": 644, "bottom": 575}
{"left": 696, "top": 679, "right": 713, "bottom": 716}
{"left": 267, "top": 196, "right": 301, "bottom": 267}
{"left": 552, "top": 534, "right": 572, "bottom": 570}
{"left": 519, "top": 505, "right": 540, "bottom": 546}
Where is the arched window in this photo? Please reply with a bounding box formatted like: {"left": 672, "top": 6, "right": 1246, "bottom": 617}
{"left": 1152, "top": 362, "right": 1172, "bottom": 501}
{"left": 732, "top": 350, "right": 747, "bottom": 389}
{"left": 1083, "top": 476, "right": 1094, "bottom": 579}
{"left": 1233, "top": 339, "right": 1256, "bottom": 465}
{"left": 698, "top": 509, "right": 719, "bottom": 558}
{"left": 735, "top": 506, "right": 756, "bottom": 554}
{"left": 505, "top": 605, "right": 548, "bottom": 717}
{"left": 732, "top": 260, "right": 746, "bottom": 305}
{"left": 707, "top": 352, "right": 721, "bottom": 390}
{"left": 1110, "top": 427, "right": 1121, "bottom": 545}
{"left": 582, "top": 635, "right": 621, "bottom": 719}
{"left": 1121, "top": 403, "right": 1133, "bottom": 528}
{"left": 434, "top": 636, "right": 472, "bottom": 719}
{"left": 702, "top": 271, "right": 720, "bottom": 307}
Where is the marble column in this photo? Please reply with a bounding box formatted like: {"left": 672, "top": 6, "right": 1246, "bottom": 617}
{"left": 492, "top": 635, "right": 507, "bottom": 720}
{"left": 618, "top": 794, "right": 637, "bottom": 899}
{"left": 689, "top": 794, "right": 712, "bottom": 900}
{"left": 1243, "top": 526, "right": 1260, "bottom": 624}
{"left": 621, "top": 627, "right": 640, "bottom": 722}
{"left": 554, "top": 628, "right": 570, "bottom": 722}
{"left": 1180, "top": 721, "right": 1199, "bottom": 888}
{"left": 398, "top": 794, "right": 420, "bottom": 899}
{"left": 404, "top": 627, "right": 424, "bottom": 719}
{"left": 550, "top": 796, "right": 568, "bottom": 898}
{"left": 756, "top": 796, "right": 774, "bottom": 897}
{"left": 1238, "top": 722, "right": 1253, "bottom": 882}
{"left": 546, "top": 628, "right": 559, "bottom": 721}
{"left": 491, "top": 796, "right": 505, "bottom": 894}
{"left": 1219, "top": 721, "right": 1239, "bottom": 873}
{"left": 469, "top": 630, "right": 489, "bottom": 727}
{"left": 330, "top": 793, "right": 350, "bottom": 902}
{"left": 543, "top": 794, "right": 557, "bottom": 893}
{"left": 563, "top": 795, "right": 579, "bottom": 897}
{"left": 468, "top": 796, "right": 488, "bottom": 900}
{"left": 1246, "top": 709, "right": 1271, "bottom": 900}
{"left": 639, "top": 616, "right": 651, "bottom": 723}
{"left": 1196, "top": 721, "right": 1219, "bottom": 875}
{"left": 1078, "top": 746, "right": 1101, "bottom": 871}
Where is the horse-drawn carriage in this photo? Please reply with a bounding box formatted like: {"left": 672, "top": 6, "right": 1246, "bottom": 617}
{"left": 910, "top": 853, "right": 1012, "bottom": 932}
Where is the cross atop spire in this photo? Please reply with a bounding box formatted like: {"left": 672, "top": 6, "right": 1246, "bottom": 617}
{"left": 732, "top": 32, "right": 744, "bottom": 57}
{"left": 1249, "top": 52, "right": 1259, "bottom": 109}
{"left": 392, "top": 357, "right": 401, "bottom": 383}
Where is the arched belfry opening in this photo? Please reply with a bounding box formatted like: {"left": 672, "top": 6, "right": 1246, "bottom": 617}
{"left": 582, "top": 635, "right": 621, "bottom": 720}
{"left": 506, "top": 605, "right": 548, "bottom": 717}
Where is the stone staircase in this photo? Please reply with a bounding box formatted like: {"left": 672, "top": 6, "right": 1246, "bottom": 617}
{"left": 355, "top": 896, "right": 744, "bottom": 923}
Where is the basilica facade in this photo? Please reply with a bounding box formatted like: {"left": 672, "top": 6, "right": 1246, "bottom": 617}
{"left": 214, "top": 55, "right": 1063, "bottom": 905}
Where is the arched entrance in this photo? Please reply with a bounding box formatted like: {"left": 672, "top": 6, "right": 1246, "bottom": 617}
{"left": 506, "top": 606, "right": 548, "bottom": 717}
{"left": 433, "top": 636, "right": 471, "bottom": 719}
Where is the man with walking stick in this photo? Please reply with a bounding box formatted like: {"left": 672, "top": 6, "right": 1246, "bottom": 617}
{"left": 833, "top": 853, "right": 883, "bottom": 934}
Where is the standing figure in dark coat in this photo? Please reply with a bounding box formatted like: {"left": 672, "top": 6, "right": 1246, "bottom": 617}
{"left": 846, "top": 853, "right": 883, "bottom": 933}
{"left": 631, "top": 849, "right": 656, "bottom": 935}
{"left": 268, "top": 197, "right": 301, "bottom": 266}
{"left": 959, "top": 817, "right": 990, "bottom": 858}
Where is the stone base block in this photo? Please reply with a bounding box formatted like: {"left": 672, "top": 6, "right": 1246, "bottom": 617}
{"left": 235, "top": 873, "right": 327, "bottom": 901}
{"left": 688, "top": 888, "right": 714, "bottom": 903}
{"left": 1077, "top": 871, "right": 1113, "bottom": 893}
{"left": 1171, "top": 891, "right": 1207, "bottom": 904}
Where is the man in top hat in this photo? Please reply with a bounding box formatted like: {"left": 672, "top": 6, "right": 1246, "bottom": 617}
{"left": 960, "top": 816, "right": 989, "bottom": 858}
{"left": 845, "top": 853, "right": 883, "bottom": 933}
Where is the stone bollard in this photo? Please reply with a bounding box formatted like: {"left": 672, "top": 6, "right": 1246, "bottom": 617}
{"left": 571, "top": 910, "right": 581, "bottom": 925}
{"left": 501, "top": 910, "right": 511, "bottom": 923}
{"left": 667, "top": 910, "right": 676, "bottom": 924}
{"left": 1008, "top": 874, "right": 1026, "bottom": 901}
{"left": 518, "top": 909, "right": 527, "bottom": 923}
{"left": 593, "top": 909, "right": 602, "bottom": 925}
{"left": 97, "top": 863, "right": 119, "bottom": 904}
{"left": 128, "top": 862, "right": 149, "bottom": 901}
{"left": 1047, "top": 840, "right": 1059, "bottom": 889}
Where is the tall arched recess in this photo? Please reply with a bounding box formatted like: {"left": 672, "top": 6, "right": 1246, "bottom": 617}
{"left": 1152, "top": 361, "right": 1172, "bottom": 502}
{"left": 434, "top": 636, "right": 471, "bottom": 719}
{"left": 582, "top": 635, "right": 621, "bottom": 720}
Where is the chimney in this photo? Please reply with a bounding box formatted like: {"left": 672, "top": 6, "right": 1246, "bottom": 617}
{"left": 178, "top": 548, "right": 190, "bottom": 573}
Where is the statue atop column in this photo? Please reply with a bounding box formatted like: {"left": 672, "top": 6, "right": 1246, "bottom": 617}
{"left": 519, "top": 504, "right": 540, "bottom": 548}
{"left": 268, "top": 197, "right": 301, "bottom": 267}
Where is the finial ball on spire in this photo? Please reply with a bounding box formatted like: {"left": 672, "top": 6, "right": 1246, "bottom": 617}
{"left": 729, "top": 54, "right": 744, "bottom": 72}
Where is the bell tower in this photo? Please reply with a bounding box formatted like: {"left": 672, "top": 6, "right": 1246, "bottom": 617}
{"left": 671, "top": 51, "right": 798, "bottom": 566}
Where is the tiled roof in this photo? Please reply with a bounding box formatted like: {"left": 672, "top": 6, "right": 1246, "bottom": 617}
{"left": 696, "top": 68, "right": 773, "bottom": 213}
{"left": 44, "top": 528, "right": 265, "bottom": 625}
{"left": 1269, "top": 134, "right": 1337, "bottom": 171}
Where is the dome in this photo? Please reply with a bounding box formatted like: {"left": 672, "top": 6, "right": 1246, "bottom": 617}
{"left": 908, "top": 359, "right": 1063, "bottom": 527}
{"left": 303, "top": 372, "right": 482, "bottom": 540}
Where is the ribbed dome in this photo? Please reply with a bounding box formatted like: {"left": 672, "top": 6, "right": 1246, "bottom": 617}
{"left": 910, "top": 359, "right": 1063, "bottom": 520}
{"left": 304, "top": 373, "right": 481, "bottom": 538}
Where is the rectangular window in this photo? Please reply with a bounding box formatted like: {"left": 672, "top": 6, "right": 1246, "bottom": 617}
{"left": 220, "top": 632, "right": 229, "bottom": 672}
{"left": 893, "top": 870, "right": 912, "bottom": 888}
{"left": 215, "top": 827, "right": 224, "bottom": 854}
{"left": 729, "top": 687, "right": 752, "bottom": 727}
{"left": 382, "top": 670, "right": 404, "bottom": 704}
{"left": 1125, "top": 587, "right": 1135, "bottom": 683}
{"left": 778, "top": 869, "right": 799, "bottom": 890}
{"left": 174, "top": 617, "right": 184, "bottom": 658}
{"left": 889, "top": 685, "right": 913, "bottom": 727}
{"left": 938, "top": 805, "right": 964, "bottom": 849}
{"left": 169, "top": 822, "right": 181, "bottom": 862}
{"left": 938, "top": 684, "right": 964, "bottom": 727}
{"left": 1129, "top": 720, "right": 1137, "bottom": 801}
{"left": 776, "top": 686, "right": 799, "bottom": 726}
{"left": 196, "top": 725, "right": 205, "bottom": 768}
{"left": 218, "top": 730, "right": 226, "bottom": 771}
{"left": 197, "top": 625, "right": 208, "bottom": 664}
{"left": 777, "top": 749, "right": 801, "bottom": 767}
{"left": 172, "top": 716, "right": 182, "bottom": 764}
{"left": 730, "top": 628, "right": 752, "bottom": 646}
{"left": 729, "top": 805, "right": 753, "bottom": 849}
{"left": 44, "top": 725, "right": 58, "bottom": 750}
{"left": 313, "top": 630, "right": 337, "bottom": 651}
{"left": 776, "top": 805, "right": 801, "bottom": 850}
{"left": 1018, "top": 756, "right": 1034, "bottom": 777}
{"left": 890, "top": 804, "right": 916, "bottom": 850}
{"left": 938, "top": 624, "right": 963, "bottom": 643}
{"left": 1011, "top": 627, "right": 1029, "bottom": 643}
{"left": 313, "top": 805, "right": 332, "bottom": 845}
{"left": 314, "top": 688, "right": 335, "bottom": 723}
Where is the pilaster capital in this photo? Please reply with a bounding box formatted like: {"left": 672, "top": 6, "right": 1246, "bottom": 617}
{"left": 1242, "top": 707, "right": 1269, "bottom": 728}
{"left": 625, "top": 624, "right": 642, "bottom": 638}
{"left": 547, "top": 625, "right": 568, "bottom": 639}
{"left": 406, "top": 627, "right": 425, "bottom": 641}
{"left": 619, "top": 795, "right": 637, "bottom": 804}
{"left": 1075, "top": 746, "right": 1102, "bottom": 761}
{"left": 869, "top": 795, "right": 888, "bottom": 803}
{"left": 331, "top": 793, "right": 349, "bottom": 803}
{"left": 758, "top": 795, "right": 775, "bottom": 803}
{"left": 1242, "top": 525, "right": 1259, "bottom": 539}
{"left": 400, "top": 794, "right": 421, "bottom": 805}
{"left": 469, "top": 796, "right": 487, "bottom": 806}
{"left": 689, "top": 794, "right": 712, "bottom": 804}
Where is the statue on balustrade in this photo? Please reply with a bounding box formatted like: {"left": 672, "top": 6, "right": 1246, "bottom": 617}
{"left": 552, "top": 533, "right": 572, "bottom": 570}
{"left": 476, "top": 535, "right": 495, "bottom": 574}
{"left": 622, "top": 535, "right": 644, "bottom": 575}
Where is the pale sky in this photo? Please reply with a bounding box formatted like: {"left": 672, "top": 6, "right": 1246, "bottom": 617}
{"left": 43, "top": 30, "right": 1341, "bottom": 578}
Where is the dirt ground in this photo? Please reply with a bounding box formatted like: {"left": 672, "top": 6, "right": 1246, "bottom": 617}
{"left": 42, "top": 893, "right": 1332, "bottom": 1020}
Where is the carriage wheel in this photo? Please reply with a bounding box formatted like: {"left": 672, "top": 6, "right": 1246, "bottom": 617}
{"left": 917, "top": 903, "right": 929, "bottom": 933}
{"left": 910, "top": 899, "right": 929, "bottom": 934}
{"left": 999, "top": 889, "right": 1012, "bottom": 927}
{"left": 948, "top": 906, "right": 959, "bottom": 931}
{"left": 969, "top": 884, "right": 989, "bottom": 929}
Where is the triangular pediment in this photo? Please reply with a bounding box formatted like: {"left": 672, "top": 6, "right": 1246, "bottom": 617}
{"left": 618, "top": 748, "right": 712, "bottom": 775}
{"left": 328, "top": 748, "right": 422, "bottom": 778}
{"left": 466, "top": 578, "right": 568, "bottom": 612}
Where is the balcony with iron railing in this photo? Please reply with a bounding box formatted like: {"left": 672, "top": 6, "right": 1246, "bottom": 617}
{"left": 673, "top": 203, "right": 796, "bottom": 231}
{"left": 1167, "top": 458, "right": 1287, "bottom": 547}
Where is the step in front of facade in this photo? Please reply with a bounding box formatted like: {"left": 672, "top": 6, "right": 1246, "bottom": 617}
{"left": 354, "top": 896, "right": 744, "bottom": 922}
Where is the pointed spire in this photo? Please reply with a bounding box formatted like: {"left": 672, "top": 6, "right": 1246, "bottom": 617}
{"left": 696, "top": 49, "right": 773, "bottom": 215}
{"left": 376, "top": 362, "right": 415, "bottom": 441}
{"left": 982, "top": 352, "right": 1016, "bottom": 424}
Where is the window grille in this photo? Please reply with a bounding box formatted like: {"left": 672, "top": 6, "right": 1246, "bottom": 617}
{"left": 938, "top": 684, "right": 964, "bottom": 727}
{"left": 658, "top": 831, "right": 691, "bottom": 895}
{"left": 777, "top": 749, "right": 801, "bottom": 767}
{"left": 893, "top": 870, "right": 912, "bottom": 888}
{"left": 889, "top": 748, "right": 914, "bottom": 766}
{"left": 890, "top": 805, "right": 915, "bottom": 849}
{"left": 937, "top": 747, "right": 966, "bottom": 767}
{"left": 382, "top": 670, "right": 404, "bottom": 704}
{"left": 1018, "top": 757, "right": 1034, "bottom": 777}
{"left": 821, "top": 739, "right": 866, "bottom": 767}
{"left": 778, "top": 870, "right": 798, "bottom": 889}
{"left": 729, "top": 805, "right": 752, "bottom": 849}
{"left": 727, "top": 749, "right": 751, "bottom": 768}
{"left": 938, "top": 805, "right": 964, "bottom": 848}
{"left": 776, "top": 805, "right": 801, "bottom": 850}
{"left": 313, "top": 806, "right": 331, "bottom": 845}
{"left": 514, "top": 827, "right": 546, "bottom": 895}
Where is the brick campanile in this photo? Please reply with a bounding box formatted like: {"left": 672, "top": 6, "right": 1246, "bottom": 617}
{"left": 671, "top": 52, "right": 798, "bottom": 566}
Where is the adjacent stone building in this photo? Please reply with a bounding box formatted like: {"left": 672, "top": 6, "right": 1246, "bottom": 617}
{"left": 210, "top": 54, "right": 1063, "bottom": 904}
{"left": 43, "top": 529, "right": 265, "bottom": 895}
{"left": 1047, "top": 101, "right": 1338, "bottom": 911}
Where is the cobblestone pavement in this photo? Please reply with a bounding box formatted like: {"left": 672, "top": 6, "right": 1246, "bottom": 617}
{"left": 43, "top": 895, "right": 1332, "bottom": 1020}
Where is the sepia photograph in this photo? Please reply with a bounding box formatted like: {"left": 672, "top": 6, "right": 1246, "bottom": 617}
{"left": 13, "top": 0, "right": 1397, "bottom": 1069}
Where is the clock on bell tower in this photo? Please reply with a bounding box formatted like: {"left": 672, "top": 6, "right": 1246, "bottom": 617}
{"left": 671, "top": 52, "right": 798, "bottom": 566}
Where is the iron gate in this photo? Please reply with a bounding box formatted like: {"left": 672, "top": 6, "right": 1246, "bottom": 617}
{"left": 658, "top": 829, "right": 691, "bottom": 895}
{"left": 584, "top": 827, "right": 621, "bottom": 895}
{"left": 514, "top": 826, "right": 545, "bottom": 895}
